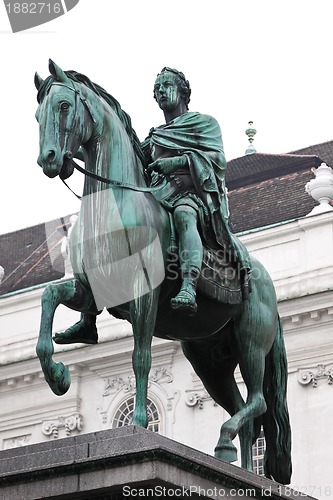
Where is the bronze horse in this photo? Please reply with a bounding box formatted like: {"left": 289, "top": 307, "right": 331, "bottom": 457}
{"left": 35, "top": 60, "right": 292, "bottom": 483}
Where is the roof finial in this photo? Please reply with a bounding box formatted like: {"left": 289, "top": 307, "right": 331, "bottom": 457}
{"left": 305, "top": 163, "right": 333, "bottom": 215}
{"left": 245, "top": 121, "right": 257, "bottom": 155}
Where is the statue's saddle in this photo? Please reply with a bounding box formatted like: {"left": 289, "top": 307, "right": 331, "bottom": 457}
{"left": 198, "top": 247, "right": 243, "bottom": 305}
{"left": 166, "top": 213, "right": 243, "bottom": 305}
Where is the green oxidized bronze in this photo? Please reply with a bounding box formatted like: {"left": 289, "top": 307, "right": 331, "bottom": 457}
{"left": 34, "top": 60, "right": 292, "bottom": 484}
{"left": 143, "top": 67, "right": 251, "bottom": 314}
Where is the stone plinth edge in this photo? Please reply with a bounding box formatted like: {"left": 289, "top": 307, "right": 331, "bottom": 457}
{"left": 0, "top": 426, "right": 315, "bottom": 500}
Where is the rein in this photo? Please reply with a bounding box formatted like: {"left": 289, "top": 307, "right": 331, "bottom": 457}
{"left": 62, "top": 158, "right": 168, "bottom": 200}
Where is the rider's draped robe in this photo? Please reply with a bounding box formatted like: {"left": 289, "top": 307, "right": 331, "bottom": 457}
{"left": 142, "top": 111, "right": 251, "bottom": 287}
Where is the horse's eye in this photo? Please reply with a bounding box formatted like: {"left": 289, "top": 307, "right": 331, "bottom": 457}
{"left": 60, "top": 102, "right": 70, "bottom": 111}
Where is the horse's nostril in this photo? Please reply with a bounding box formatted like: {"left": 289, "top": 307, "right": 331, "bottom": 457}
{"left": 47, "top": 150, "right": 56, "bottom": 162}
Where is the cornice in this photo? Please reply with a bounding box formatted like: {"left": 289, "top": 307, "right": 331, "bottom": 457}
{"left": 279, "top": 290, "right": 333, "bottom": 331}
{"left": 287, "top": 346, "right": 333, "bottom": 371}
{"left": 87, "top": 337, "right": 177, "bottom": 378}
{"left": 0, "top": 287, "right": 43, "bottom": 316}
{"left": 0, "top": 363, "right": 79, "bottom": 391}
{"left": 240, "top": 210, "right": 333, "bottom": 245}
{"left": 0, "top": 395, "right": 81, "bottom": 432}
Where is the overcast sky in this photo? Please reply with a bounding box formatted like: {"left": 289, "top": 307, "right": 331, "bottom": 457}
{"left": 1, "top": 0, "right": 333, "bottom": 235}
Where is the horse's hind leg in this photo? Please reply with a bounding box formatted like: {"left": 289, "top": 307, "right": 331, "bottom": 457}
{"left": 215, "top": 323, "right": 267, "bottom": 469}
{"left": 237, "top": 407, "right": 263, "bottom": 471}
{"left": 181, "top": 337, "right": 245, "bottom": 463}
{"left": 36, "top": 279, "right": 95, "bottom": 395}
{"left": 238, "top": 418, "right": 256, "bottom": 470}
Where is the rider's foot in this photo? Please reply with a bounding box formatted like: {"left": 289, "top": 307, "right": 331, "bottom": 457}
{"left": 170, "top": 279, "right": 198, "bottom": 315}
{"left": 53, "top": 321, "right": 98, "bottom": 345}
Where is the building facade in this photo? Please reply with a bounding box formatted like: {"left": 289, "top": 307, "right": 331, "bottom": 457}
{"left": 1, "top": 140, "right": 333, "bottom": 498}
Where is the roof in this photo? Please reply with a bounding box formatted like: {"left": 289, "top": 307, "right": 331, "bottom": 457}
{"left": 289, "top": 140, "right": 333, "bottom": 164}
{"left": 226, "top": 153, "right": 321, "bottom": 189}
{"left": 227, "top": 140, "right": 333, "bottom": 232}
{"left": 228, "top": 169, "right": 316, "bottom": 233}
{"left": 1, "top": 140, "right": 333, "bottom": 296}
{"left": 0, "top": 217, "right": 70, "bottom": 296}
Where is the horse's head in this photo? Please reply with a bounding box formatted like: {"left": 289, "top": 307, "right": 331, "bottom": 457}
{"left": 35, "top": 60, "right": 94, "bottom": 179}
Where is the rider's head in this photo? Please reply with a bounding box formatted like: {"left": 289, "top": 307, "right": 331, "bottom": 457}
{"left": 153, "top": 67, "right": 191, "bottom": 110}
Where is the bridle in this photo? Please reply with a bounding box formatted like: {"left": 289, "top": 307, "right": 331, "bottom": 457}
{"left": 49, "top": 82, "right": 168, "bottom": 199}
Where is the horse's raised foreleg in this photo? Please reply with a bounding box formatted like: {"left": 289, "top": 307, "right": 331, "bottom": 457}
{"left": 130, "top": 287, "right": 160, "bottom": 428}
{"left": 36, "top": 279, "right": 95, "bottom": 395}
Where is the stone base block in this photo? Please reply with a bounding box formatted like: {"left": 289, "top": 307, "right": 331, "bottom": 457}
{"left": 0, "top": 426, "right": 315, "bottom": 499}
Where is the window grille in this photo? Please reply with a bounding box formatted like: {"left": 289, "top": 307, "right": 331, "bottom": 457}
{"left": 252, "top": 428, "right": 265, "bottom": 475}
{"left": 111, "top": 396, "right": 160, "bottom": 433}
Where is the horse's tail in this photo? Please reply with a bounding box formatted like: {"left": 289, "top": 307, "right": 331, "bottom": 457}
{"left": 262, "top": 315, "right": 292, "bottom": 484}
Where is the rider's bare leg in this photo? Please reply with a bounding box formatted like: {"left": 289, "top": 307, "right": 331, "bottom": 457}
{"left": 53, "top": 312, "right": 98, "bottom": 344}
{"left": 170, "top": 205, "right": 203, "bottom": 314}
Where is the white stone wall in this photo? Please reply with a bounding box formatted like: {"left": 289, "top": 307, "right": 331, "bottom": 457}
{"left": 1, "top": 211, "right": 333, "bottom": 497}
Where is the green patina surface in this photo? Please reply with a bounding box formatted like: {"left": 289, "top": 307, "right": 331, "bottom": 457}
{"left": 33, "top": 60, "right": 292, "bottom": 484}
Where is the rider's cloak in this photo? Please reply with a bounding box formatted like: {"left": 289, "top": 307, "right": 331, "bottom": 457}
{"left": 142, "top": 111, "right": 251, "bottom": 275}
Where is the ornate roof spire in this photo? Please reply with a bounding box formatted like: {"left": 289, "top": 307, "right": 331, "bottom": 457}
{"left": 245, "top": 121, "right": 257, "bottom": 155}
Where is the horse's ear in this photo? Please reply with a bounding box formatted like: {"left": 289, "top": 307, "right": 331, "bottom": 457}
{"left": 34, "top": 72, "right": 44, "bottom": 91}
{"left": 49, "top": 59, "right": 70, "bottom": 83}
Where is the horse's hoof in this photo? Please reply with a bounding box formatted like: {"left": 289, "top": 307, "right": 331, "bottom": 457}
{"left": 214, "top": 443, "right": 238, "bottom": 463}
{"left": 132, "top": 410, "right": 148, "bottom": 428}
{"left": 48, "top": 362, "right": 71, "bottom": 396}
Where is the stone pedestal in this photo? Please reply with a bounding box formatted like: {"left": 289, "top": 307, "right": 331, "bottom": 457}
{"left": 0, "top": 427, "right": 315, "bottom": 499}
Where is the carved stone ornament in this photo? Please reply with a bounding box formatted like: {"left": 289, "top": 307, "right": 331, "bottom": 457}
{"left": 103, "top": 368, "right": 173, "bottom": 397}
{"left": 185, "top": 388, "right": 214, "bottom": 409}
{"left": 41, "top": 413, "right": 83, "bottom": 438}
{"left": 298, "top": 364, "right": 333, "bottom": 388}
{"left": 103, "top": 377, "right": 128, "bottom": 397}
{"left": 150, "top": 367, "right": 173, "bottom": 384}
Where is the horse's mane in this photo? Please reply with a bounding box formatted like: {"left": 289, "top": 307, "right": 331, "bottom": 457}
{"left": 37, "top": 71, "right": 145, "bottom": 165}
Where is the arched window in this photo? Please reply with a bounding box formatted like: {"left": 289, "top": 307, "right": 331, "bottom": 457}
{"left": 111, "top": 397, "right": 161, "bottom": 433}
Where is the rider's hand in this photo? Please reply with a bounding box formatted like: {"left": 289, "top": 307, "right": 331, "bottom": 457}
{"left": 148, "top": 155, "right": 188, "bottom": 175}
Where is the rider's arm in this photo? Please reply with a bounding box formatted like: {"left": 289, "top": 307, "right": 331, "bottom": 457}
{"left": 147, "top": 155, "right": 188, "bottom": 175}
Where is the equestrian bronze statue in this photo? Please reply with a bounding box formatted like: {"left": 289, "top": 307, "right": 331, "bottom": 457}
{"left": 35, "top": 60, "right": 292, "bottom": 484}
